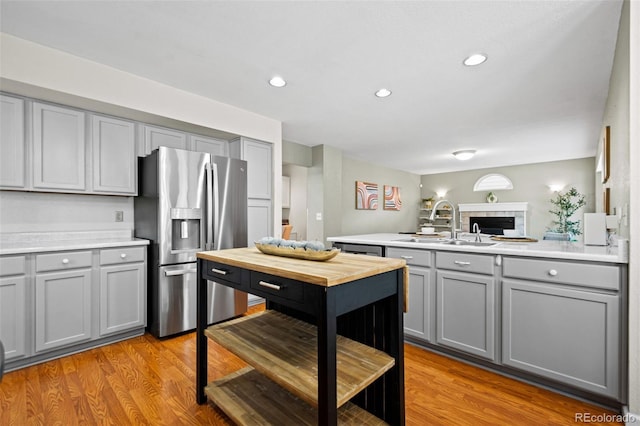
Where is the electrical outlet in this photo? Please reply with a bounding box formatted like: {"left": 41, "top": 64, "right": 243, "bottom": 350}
{"left": 115, "top": 211, "right": 124, "bottom": 222}
{"left": 316, "top": 212, "right": 322, "bottom": 221}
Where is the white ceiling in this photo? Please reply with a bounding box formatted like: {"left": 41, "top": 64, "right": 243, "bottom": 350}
{"left": 0, "top": 0, "right": 623, "bottom": 175}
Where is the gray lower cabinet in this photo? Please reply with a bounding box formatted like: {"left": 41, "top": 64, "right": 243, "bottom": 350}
{"left": 501, "top": 256, "right": 622, "bottom": 399}
{"left": 387, "top": 247, "right": 434, "bottom": 342}
{"left": 99, "top": 247, "right": 146, "bottom": 336}
{"left": 435, "top": 251, "right": 496, "bottom": 361}
{"left": 35, "top": 268, "right": 92, "bottom": 352}
{"left": 0, "top": 256, "right": 27, "bottom": 361}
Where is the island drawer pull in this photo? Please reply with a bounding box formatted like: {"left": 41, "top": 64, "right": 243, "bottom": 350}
{"left": 210, "top": 268, "right": 228, "bottom": 275}
{"left": 548, "top": 269, "right": 558, "bottom": 276}
{"left": 259, "top": 281, "right": 282, "bottom": 291}
{"left": 454, "top": 260, "right": 471, "bottom": 266}
{"left": 401, "top": 255, "right": 414, "bottom": 260}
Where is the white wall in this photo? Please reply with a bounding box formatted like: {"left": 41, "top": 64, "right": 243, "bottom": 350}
{"left": 420, "top": 158, "right": 595, "bottom": 240}
{"left": 0, "top": 191, "right": 133, "bottom": 233}
{"left": 340, "top": 156, "right": 421, "bottom": 235}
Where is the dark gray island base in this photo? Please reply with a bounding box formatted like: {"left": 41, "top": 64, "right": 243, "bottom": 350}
{"left": 196, "top": 247, "right": 407, "bottom": 425}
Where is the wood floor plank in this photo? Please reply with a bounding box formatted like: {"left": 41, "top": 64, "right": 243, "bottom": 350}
{"left": 1, "top": 304, "right": 623, "bottom": 425}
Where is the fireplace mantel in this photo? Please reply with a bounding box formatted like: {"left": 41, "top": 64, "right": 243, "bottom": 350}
{"left": 458, "top": 202, "right": 528, "bottom": 212}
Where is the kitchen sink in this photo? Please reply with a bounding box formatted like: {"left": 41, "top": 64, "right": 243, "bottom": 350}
{"left": 438, "top": 240, "right": 498, "bottom": 247}
{"left": 394, "top": 237, "right": 448, "bottom": 243}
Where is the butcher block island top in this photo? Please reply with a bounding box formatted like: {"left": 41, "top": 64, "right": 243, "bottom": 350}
{"left": 196, "top": 247, "right": 407, "bottom": 425}
{"left": 196, "top": 246, "right": 406, "bottom": 286}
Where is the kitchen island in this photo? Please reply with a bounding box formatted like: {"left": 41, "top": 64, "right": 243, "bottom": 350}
{"left": 329, "top": 233, "right": 629, "bottom": 408}
{"left": 196, "top": 247, "right": 407, "bottom": 425}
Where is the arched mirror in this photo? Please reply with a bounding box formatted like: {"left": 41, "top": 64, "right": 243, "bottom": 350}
{"left": 473, "top": 173, "right": 513, "bottom": 191}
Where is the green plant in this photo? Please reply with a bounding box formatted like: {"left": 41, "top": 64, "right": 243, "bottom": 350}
{"left": 548, "top": 187, "right": 587, "bottom": 236}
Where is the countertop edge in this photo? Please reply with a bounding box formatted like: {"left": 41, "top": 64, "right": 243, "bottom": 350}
{"left": 0, "top": 238, "right": 150, "bottom": 255}
{"left": 328, "top": 234, "right": 628, "bottom": 264}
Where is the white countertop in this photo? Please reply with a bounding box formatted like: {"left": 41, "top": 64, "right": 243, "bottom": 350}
{"left": 0, "top": 230, "right": 149, "bottom": 255}
{"left": 327, "top": 233, "right": 628, "bottom": 264}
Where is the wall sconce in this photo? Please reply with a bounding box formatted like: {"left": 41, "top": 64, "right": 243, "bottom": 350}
{"left": 436, "top": 190, "right": 447, "bottom": 198}
{"left": 548, "top": 184, "right": 565, "bottom": 192}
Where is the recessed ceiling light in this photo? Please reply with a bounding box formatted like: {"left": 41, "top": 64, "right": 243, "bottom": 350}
{"left": 375, "top": 88, "right": 392, "bottom": 98}
{"left": 463, "top": 53, "right": 488, "bottom": 66}
{"left": 269, "top": 76, "right": 287, "bottom": 87}
{"left": 452, "top": 150, "right": 476, "bottom": 160}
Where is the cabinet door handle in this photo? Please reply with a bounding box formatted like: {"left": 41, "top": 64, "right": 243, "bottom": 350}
{"left": 62, "top": 258, "right": 70, "bottom": 264}
{"left": 120, "top": 253, "right": 127, "bottom": 259}
{"left": 210, "top": 268, "right": 228, "bottom": 276}
{"left": 401, "top": 255, "right": 414, "bottom": 260}
{"left": 454, "top": 260, "right": 471, "bottom": 266}
{"left": 259, "top": 281, "right": 282, "bottom": 291}
{"left": 548, "top": 269, "right": 558, "bottom": 276}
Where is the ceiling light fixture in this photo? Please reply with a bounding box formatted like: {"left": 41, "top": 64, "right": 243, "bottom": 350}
{"left": 269, "top": 76, "right": 287, "bottom": 87}
{"left": 463, "top": 53, "right": 488, "bottom": 66}
{"left": 452, "top": 150, "right": 476, "bottom": 161}
{"left": 375, "top": 88, "right": 392, "bottom": 98}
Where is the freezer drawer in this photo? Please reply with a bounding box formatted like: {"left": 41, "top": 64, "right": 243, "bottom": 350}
{"left": 154, "top": 264, "right": 247, "bottom": 337}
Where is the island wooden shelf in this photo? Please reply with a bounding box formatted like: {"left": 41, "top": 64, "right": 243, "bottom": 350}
{"left": 205, "top": 367, "right": 386, "bottom": 425}
{"left": 205, "top": 310, "right": 395, "bottom": 408}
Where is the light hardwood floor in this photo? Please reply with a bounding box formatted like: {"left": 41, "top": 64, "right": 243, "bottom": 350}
{"left": 0, "top": 305, "right": 622, "bottom": 425}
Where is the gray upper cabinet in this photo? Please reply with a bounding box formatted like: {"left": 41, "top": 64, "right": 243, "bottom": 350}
{"left": 32, "top": 102, "right": 86, "bottom": 191}
{"left": 230, "top": 137, "right": 274, "bottom": 243}
{"left": 91, "top": 114, "right": 137, "bottom": 195}
{"left": 0, "top": 94, "right": 25, "bottom": 188}
{"left": 143, "top": 124, "right": 188, "bottom": 154}
{"left": 190, "top": 134, "right": 228, "bottom": 157}
{"left": 231, "top": 137, "right": 272, "bottom": 200}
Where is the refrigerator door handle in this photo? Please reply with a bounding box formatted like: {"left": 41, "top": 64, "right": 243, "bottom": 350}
{"left": 211, "top": 162, "right": 220, "bottom": 250}
{"left": 205, "top": 163, "right": 214, "bottom": 251}
{"left": 164, "top": 266, "right": 198, "bottom": 277}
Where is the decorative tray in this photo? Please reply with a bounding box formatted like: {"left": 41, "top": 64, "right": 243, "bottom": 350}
{"left": 254, "top": 243, "right": 340, "bottom": 261}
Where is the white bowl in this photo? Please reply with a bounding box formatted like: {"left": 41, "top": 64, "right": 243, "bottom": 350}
{"left": 503, "top": 230, "right": 521, "bottom": 237}
{"left": 421, "top": 227, "right": 435, "bottom": 234}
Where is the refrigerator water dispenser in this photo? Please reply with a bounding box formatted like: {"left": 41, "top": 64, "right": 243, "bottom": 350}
{"left": 171, "top": 208, "right": 202, "bottom": 251}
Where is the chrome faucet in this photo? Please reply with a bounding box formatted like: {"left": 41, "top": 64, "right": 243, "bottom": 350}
{"left": 473, "top": 223, "right": 481, "bottom": 242}
{"left": 429, "top": 199, "right": 457, "bottom": 240}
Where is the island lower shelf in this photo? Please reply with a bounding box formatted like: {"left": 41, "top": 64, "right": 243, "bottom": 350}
{"left": 205, "top": 366, "right": 386, "bottom": 425}
{"left": 204, "top": 310, "right": 395, "bottom": 416}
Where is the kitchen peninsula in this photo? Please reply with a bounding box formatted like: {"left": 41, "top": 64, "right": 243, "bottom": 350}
{"left": 195, "top": 247, "right": 407, "bottom": 425}
{"left": 329, "top": 233, "right": 629, "bottom": 408}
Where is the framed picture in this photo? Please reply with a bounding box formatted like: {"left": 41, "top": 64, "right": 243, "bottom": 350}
{"left": 355, "top": 181, "right": 378, "bottom": 210}
{"left": 384, "top": 185, "right": 402, "bottom": 210}
{"left": 601, "top": 125, "right": 610, "bottom": 184}
{"left": 604, "top": 187, "right": 610, "bottom": 215}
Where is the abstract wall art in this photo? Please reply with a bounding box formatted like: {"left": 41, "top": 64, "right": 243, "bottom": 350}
{"left": 355, "top": 181, "right": 378, "bottom": 210}
{"left": 384, "top": 185, "right": 402, "bottom": 210}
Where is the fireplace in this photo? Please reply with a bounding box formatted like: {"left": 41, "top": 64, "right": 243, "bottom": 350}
{"left": 470, "top": 216, "right": 515, "bottom": 235}
{"left": 458, "top": 202, "right": 528, "bottom": 236}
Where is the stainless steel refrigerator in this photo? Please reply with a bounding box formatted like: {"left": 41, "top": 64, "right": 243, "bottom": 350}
{"left": 134, "top": 147, "right": 248, "bottom": 338}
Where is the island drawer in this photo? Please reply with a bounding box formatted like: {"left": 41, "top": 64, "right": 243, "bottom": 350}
{"left": 36, "top": 251, "right": 92, "bottom": 272}
{"left": 100, "top": 246, "right": 145, "bottom": 265}
{"left": 0, "top": 255, "right": 26, "bottom": 276}
{"left": 436, "top": 251, "right": 494, "bottom": 275}
{"left": 250, "top": 271, "right": 304, "bottom": 304}
{"left": 502, "top": 257, "right": 620, "bottom": 291}
{"left": 387, "top": 247, "right": 431, "bottom": 267}
{"left": 202, "top": 260, "right": 248, "bottom": 289}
